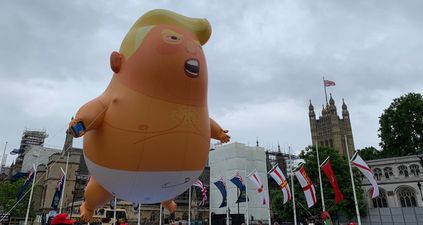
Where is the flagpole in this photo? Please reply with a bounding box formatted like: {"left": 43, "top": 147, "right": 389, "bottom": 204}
{"left": 245, "top": 165, "right": 249, "bottom": 225}
{"left": 59, "top": 152, "right": 70, "bottom": 214}
{"left": 209, "top": 184, "right": 211, "bottom": 225}
{"left": 265, "top": 172, "right": 272, "bottom": 225}
{"left": 345, "top": 135, "right": 361, "bottom": 225}
{"left": 159, "top": 203, "right": 163, "bottom": 225}
{"left": 316, "top": 143, "right": 326, "bottom": 211}
{"left": 24, "top": 163, "right": 37, "bottom": 225}
{"left": 137, "top": 203, "right": 141, "bottom": 225}
{"left": 289, "top": 146, "right": 297, "bottom": 225}
{"left": 112, "top": 196, "right": 117, "bottom": 224}
{"left": 226, "top": 178, "right": 229, "bottom": 225}
{"left": 323, "top": 76, "right": 328, "bottom": 105}
{"left": 189, "top": 186, "right": 192, "bottom": 225}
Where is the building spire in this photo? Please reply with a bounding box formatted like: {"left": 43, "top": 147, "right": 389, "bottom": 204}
{"left": 342, "top": 98, "right": 349, "bottom": 118}
{"left": 309, "top": 100, "right": 316, "bottom": 118}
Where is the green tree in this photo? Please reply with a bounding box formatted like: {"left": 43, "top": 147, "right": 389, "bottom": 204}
{"left": 0, "top": 179, "right": 36, "bottom": 218}
{"left": 271, "top": 146, "right": 366, "bottom": 223}
{"left": 379, "top": 92, "right": 423, "bottom": 157}
{"left": 357, "top": 147, "right": 381, "bottom": 160}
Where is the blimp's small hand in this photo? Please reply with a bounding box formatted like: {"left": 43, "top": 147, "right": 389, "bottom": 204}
{"left": 217, "top": 129, "right": 231, "bottom": 143}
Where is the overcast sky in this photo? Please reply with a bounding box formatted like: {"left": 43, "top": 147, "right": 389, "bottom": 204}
{"left": 1, "top": 0, "right": 423, "bottom": 165}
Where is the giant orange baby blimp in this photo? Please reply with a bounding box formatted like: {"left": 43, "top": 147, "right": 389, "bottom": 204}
{"left": 69, "top": 9, "right": 230, "bottom": 221}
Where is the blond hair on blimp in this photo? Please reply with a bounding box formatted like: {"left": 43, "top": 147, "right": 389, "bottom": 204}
{"left": 119, "top": 9, "right": 212, "bottom": 59}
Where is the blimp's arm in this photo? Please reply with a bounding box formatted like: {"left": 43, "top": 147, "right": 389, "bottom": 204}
{"left": 210, "top": 118, "right": 230, "bottom": 143}
{"left": 69, "top": 98, "right": 108, "bottom": 137}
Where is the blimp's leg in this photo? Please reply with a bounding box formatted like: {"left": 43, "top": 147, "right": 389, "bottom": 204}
{"left": 80, "top": 177, "right": 113, "bottom": 222}
{"left": 161, "top": 199, "right": 177, "bottom": 213}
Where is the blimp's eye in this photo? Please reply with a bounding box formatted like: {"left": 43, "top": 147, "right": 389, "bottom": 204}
{"left": 163, "top": 35, "right": 182, "bottom": 44}
{"left": 161, "top": 29, "right": 183, "bottom": 44}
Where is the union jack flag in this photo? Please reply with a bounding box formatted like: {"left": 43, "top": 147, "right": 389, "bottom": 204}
{"left": 51, "top": 173, "right": 65, "bottom": 209}
{"left": 192, "top": 180, "right": 207, "bottom": 206}
{"left": 16, "top": 170, "right": 35, "bottom": 203}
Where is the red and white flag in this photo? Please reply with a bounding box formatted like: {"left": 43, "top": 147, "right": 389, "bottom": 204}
{"left": 351, "top": 153, "right": 379, "bottom": 198}
{"left": 247, "top": 169, "right": 267, "bottom": 205}
{"left": 268, "top": 165, "right": 291, "bottom": 204}
{"left": 324, "top": 79, "right": 336, "bottom": 87}
{"left": 192, "top": 179, "right": 207, "bottom": 206}
{"left": 294, "top": 164, "right": 317, "bottom": 208}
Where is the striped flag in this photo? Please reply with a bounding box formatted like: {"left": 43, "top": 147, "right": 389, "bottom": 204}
{"left": 247, "top": 170, "right": 267, "bottom": 205}
{"left": 324, "top": 79, "right": 336, "bottom": 87}
{"left": 351, "top": 152, "right": 379, "bottom": 198}
{"left": 193, "top": 179, "right": 208, "bottom": 206}
{"left": 51, "top": 173, "right": 65, "bottom": 209}
{"left": 294, "top": 163, "right": 317, "bottom": 208}
{"left": 16, "top": 170, "right": 35, "bottom": 203}
{"left": 213, "top": 177, "right": 227, "bottom": 208}
{"left": 230, "top": 171, "right": 247, "bottom": 203}
{"left": 268, "top": 165, "right": 291, "bottom": 204}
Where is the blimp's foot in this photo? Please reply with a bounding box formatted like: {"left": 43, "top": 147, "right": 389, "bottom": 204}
{"left": 80, "top": 177, "right": 113, "bottom": 222}
{"left": 80, "top": 202, "right": 94, "bottom": 222}
{"left": 162, "top": 199, "right": 177, "bottom": 213}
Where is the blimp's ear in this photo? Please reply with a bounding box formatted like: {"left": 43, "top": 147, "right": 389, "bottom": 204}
{"left": 110, "top": 51, "right": 124, "bottom": 73}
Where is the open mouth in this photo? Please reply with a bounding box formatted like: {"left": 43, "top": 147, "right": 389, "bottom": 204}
{"left": 184, "top": 59, "right": 199, "bottom": 78}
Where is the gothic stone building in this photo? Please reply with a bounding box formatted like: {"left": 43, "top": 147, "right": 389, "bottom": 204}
{"left": 364, "top": 155, "right": 423, "bottom": 209}
{"left": 308, "top": 95, "right": 355, "bottom": 157}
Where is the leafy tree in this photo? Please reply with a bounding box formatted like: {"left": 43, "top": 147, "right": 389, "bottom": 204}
{"left": 0, "top": 179, "right": 36, "bottom": 218}
{"left": 357, "top": 147, "right": 381, "bottom": 160}
{"left": 271, "top": 146, "right": 366, "bottom": 224}
{"left": 379, "top": 92, "right": 423, "bottom": 157}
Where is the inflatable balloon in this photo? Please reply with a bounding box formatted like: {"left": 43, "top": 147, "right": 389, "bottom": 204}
{"left": 69, "top": 9, "right": 230, "bottom": 221}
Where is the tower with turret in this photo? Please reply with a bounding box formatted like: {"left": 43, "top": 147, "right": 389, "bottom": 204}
{"left": 309, "top": 94, "right": 355, "bottom": 157}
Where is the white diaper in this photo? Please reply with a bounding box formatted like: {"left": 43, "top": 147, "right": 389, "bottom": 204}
{"left": 84, "top": 154, "right": 201, "bottom": 203}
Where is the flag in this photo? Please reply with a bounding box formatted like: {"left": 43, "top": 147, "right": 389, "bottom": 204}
{"left": 351, "top": 152, "right": 379, "bottom": 198}
{"left": 294, "top": 163, "right": 317, "bottom": 208}
{"left": 213, "top": 177, "right": 227, "bottom": 208}
{"left": 324, "top": 80, "right": 336, "bottom": 87}
{"left": 320, "top": 158, "right": 344, "bottom": 204}
{"left": 322, "top": 211, "right": 333, "bottom": 225}
{"left": 193, "top": 179, "right": 208, "bottom": 206}
{"left": 230, "top": 171, "right": 247, "bottom": 203}
{"left": 51, "top": 173, "right": 65, "bottom": 209}
{"left": 16, "top": 170, "right": 35, "bottom": 203}
{"left": 247, "top": 170, "right": 267, "bottom": 205}
{"left": 268, "top": 165, "right": 291, "bottom": 204}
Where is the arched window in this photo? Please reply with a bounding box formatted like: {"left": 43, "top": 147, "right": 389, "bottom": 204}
{"left": 383, "top": 167, "right": 394, "bottom": 179}
{"left": 372, "top": 189, "right": 388, "bottom": 208}
{"left": 373, "top": 168, "right": 382, "bottom": 180}
{"left": 397, "top": 187, "right": 417, "bottom": 207}
{"left": 398, "top": 165, "right": 409, "bottom": 177}
{"left": 410, "top": 164, "right": 420, "bottom": 176}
